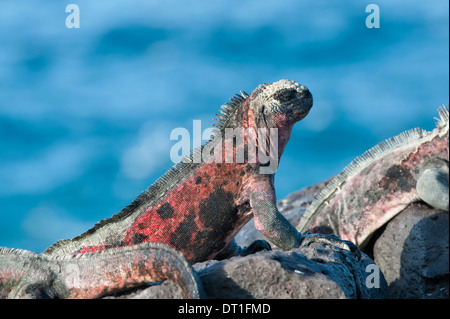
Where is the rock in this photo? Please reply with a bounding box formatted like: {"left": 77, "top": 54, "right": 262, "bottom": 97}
{"left": 193, "top": 244, "right": 388, "bottom": 299}
{"left": 416, "top": 167, "right": 449, "bottom": 211}
{"left": 373, "top": 202, "right": 449, "bottom": 299}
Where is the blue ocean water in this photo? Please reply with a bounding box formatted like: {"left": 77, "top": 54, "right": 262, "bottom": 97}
{"left": 0, "top": 1, "right": 448, "bottom": 252}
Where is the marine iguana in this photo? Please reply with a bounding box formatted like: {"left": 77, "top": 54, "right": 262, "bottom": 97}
{"left": 297, "top": 106, "right": 449, "bottom": 248}
{"left": 42, "top": 79, "right": 359, "bottom": 261}
{"left": 1, "top": 79, "right": 359, "bottom": 298}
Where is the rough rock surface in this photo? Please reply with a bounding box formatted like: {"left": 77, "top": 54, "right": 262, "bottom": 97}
{"left": 373, "top": 202, "right": 449, "bottom": 299}
{"left": 195, "top": 245, "right": 388, "bottom": 299}
{"left": 110, "top": 244, "right": 388, "bottom": 299}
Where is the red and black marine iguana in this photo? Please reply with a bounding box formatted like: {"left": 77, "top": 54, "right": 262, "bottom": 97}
{"left": 0, "top": 79, "right": 358, "bottom": 299}
{"left": 297, "top": 106, "right": 449, "bottom": 248}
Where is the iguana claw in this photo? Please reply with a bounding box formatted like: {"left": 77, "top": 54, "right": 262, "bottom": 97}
{"left": 300, "top": 232, "right": 361, "bottom": 261}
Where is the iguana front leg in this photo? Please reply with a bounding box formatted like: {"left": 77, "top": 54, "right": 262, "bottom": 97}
{"left": 249, "top": 175, "right": 361, "bottom": 259}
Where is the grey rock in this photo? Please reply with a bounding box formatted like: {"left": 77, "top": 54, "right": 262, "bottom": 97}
{"left": 417, "top": 166, "right": 449, "bottom": 211}
{"left": 194, "top": 245, "right": 388, "bottom": 299}
{"left": 373, "top": 202, "right": 449, "bottom": 299}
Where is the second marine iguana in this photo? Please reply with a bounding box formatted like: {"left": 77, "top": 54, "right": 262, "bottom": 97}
{"left": 43, "top": 79, "right": 359, "bottom": 263}
{"left": 297, "top": 106, "right": 449, "bottom": 248}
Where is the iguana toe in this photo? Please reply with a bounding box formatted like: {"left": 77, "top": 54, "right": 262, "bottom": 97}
{"left": 300, "top": 233, "right": 361, "bottom": 261}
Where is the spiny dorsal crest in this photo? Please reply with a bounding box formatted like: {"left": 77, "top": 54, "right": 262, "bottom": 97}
{"left": 212, "top": 92, "right": 248, "bottom": 132}
{"left": 435, "top": 105, "right": 449, "bottom": 131}
{"left": 0, "top": 246, "right": 38, "bottom": 257}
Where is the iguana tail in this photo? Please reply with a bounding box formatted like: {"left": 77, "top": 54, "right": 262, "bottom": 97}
{"left": 1, "top": 243, "right": 204, "bottom": 299}
{"left": 58, "top": 242, "right": 204, "bottom": 299}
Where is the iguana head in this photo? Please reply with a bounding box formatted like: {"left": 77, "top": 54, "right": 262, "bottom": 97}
{"left": 247, "top": 79, "right": 313, "bottom": 163}
{"left": 212, "top": 79, "right": 313, "bottom": 172}
{"left": 250, "top": 79, "right": 313, "bottom": 128}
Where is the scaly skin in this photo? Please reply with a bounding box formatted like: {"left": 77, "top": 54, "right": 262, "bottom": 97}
{"left": 0, "top": 243, "right": 203, "bottom": 299}
{"left": 297, "top": 106, "right": 449, "bottom": 248}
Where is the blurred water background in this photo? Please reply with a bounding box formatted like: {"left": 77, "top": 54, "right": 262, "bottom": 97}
{"left": 0, "top": 1, "right": 448, "bottom": 252}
